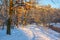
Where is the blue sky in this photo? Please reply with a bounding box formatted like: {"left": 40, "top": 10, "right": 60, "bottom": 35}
{"left": 38, "top": 0, "right": 60, "bottom": 8}
{"left": 0, "top": 1, "right": 1, "bottom": 3}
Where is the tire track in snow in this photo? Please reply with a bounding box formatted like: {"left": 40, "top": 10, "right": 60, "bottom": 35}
{"left": 18, "top": 26, "right": 60, "bottom": 40}
{"left": 39, "top": 27, "right": 60, "bottom": 40}
{"left": 30, "top": 28, "right": 51, "bottom": 40}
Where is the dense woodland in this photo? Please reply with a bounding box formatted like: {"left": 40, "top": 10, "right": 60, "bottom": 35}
{"left": 0, "top": 0, "right": 60, "bottom": 35}
{"left": 0, "top": 0, "right": 60, "bottom": 26}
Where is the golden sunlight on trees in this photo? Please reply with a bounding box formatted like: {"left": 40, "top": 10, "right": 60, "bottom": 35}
{"left": 0, "top": 0, "right": 60, "bottom": 35}
{"left": 0, "top": 0, "right": 60, "bottom": 26}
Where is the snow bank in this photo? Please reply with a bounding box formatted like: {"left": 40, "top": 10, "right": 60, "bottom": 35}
{"left": 19, "top": 24, "right": 60, "bottom": 40}
{"left": 0, "top": 24, "right": 60, "bottom": 40}
{"left": 19, "top": 27, "right": 34, "bottom": 40}
{"left": 0, "top": 28, "right": 29, "bottom": 40}
{"left": 50, "top": 23, "right": 60, "bottom": 28}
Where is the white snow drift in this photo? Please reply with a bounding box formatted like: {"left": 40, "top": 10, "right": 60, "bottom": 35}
{"left": 0, "top": 24, "right": 60, "bottom": 40}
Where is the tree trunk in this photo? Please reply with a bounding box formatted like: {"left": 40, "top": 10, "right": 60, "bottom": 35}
{"left": 7, "top": 18, "right": 11, "bottom": 35}
{"left": 6, "top": 0, "right": 13, "bottom": 35}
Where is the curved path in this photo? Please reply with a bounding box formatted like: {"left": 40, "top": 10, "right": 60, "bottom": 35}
{"left": 19, "top": 25, "right": 60, "bottom": 40}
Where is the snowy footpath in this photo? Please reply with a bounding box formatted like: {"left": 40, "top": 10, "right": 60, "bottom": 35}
{"left": 0, "top": 24, "right": 60, "bottom": 40}
{"left": 19, "top": 25, "right": 60, "bottom": 40}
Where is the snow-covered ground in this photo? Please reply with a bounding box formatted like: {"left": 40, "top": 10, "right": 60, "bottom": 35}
{"left": 50, "top": 23, "right": 60, "bottom": 28}
{"left": 0, "top": 24, "right": 60, "bottom": 40}
{"left": 19, "top": 24, "right": 60, "bottom": 40}
{"left": 0, "top": 28, "right": 29, "bottom": 40}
